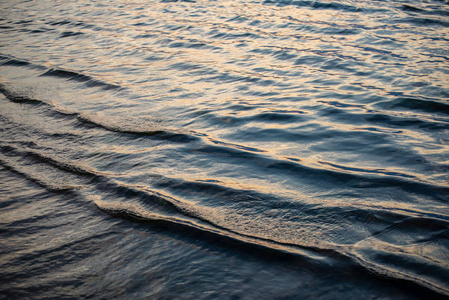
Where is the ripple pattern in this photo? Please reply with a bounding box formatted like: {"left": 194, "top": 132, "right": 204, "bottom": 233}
{"left": 1, "top": 0, "right": 448, "bottom": 298}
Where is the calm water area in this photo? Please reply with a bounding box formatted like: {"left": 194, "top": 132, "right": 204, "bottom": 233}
{"left": 0, "top": 0, "right": 449, "bottom": 298}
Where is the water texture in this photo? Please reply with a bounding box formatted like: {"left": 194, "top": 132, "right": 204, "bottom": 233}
{"left": 0, "top": 0, "right": 448, "bottom": 298}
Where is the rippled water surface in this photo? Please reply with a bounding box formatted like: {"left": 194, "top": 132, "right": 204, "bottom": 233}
{"left": 1, "top": 0, "right": 449, "bottom": 298}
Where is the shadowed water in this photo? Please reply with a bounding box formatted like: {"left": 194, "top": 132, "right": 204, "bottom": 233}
{"left": 0, "top": 0, "right": 448, "bottom": 298}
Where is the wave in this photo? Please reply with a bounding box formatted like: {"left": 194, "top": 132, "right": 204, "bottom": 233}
{"left": 376, "top": 97, "right": 449, "bottom": 115}
{"left": 5, "top": 127, "right": 441, "bottom": 291}
{"left": 0, "top": 154, "right": 85, "bottom": 192}
{"left": 0, "top": 54, "right": 122, "bottom": 91}
{"left": 1, "top": 68, "right": 449, "bottom": 296}
{"left": 1, "top": 96, "right": 448, "bottom": 297}
{"left": 92, "top": 179, "right": 449, "bottom": 296}
{"left": 401, "top": 4, "right": 449, "bottom": 17}
{"left": 0, "top": 83, "right": 200, "bottom": 144}
{"left": 0, "top": 84, "right": 46, "bottom": 105}
{"left": 39, "top": 69, "right": 121, "bottom": 90}
{"left": 351, "top": 216, "right": 449, "bottom": 296}
{"left": 1, "top": 84, "right": 447, "bottom": 199}
{"left": 5, "top": 133, "right": 442, "bottom": 291}
{"left": 262, "top": 0, "right": 364, "bottom": 12}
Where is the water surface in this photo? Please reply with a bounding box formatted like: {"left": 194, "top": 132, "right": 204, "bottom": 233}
{"left": 1, "top": 0, "right": 449, "bottom": 298}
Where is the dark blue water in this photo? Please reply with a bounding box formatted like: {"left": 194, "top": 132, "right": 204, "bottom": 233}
{"left": 1, "top": 0, "right": 449, "bottom": 298}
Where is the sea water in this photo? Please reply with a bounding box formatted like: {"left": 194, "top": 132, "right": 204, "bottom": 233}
{"left": 1, "top": 0, "right": 449, "bottom": 298}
